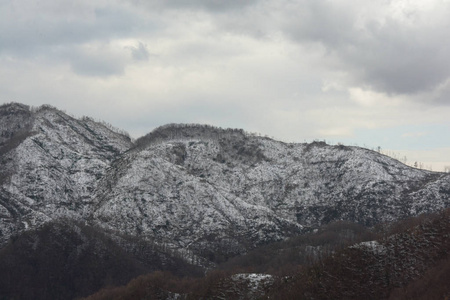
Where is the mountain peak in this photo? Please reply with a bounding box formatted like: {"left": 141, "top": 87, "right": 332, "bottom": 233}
{"left": 0, "top": 102, "right": 34, "bottom": 148}
{"left": 0, "top": 102, "right": 30, "bottom": 114}
{"left": 134, "top": 123, "right": 246, "bottom": 149}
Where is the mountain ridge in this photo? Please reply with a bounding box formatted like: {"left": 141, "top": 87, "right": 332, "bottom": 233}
{"left": 1, "top": 102, "right": 450, "bottom": 299}
{"left": 1, "top": 102, "right": 449, "bottom": 259}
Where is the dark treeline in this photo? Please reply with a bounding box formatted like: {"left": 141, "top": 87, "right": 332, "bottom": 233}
{"left": 82, "top": 209, "right": 450, "bottom": 300}
{"left": 0, "top": 219, "right": 203, "bottom": 300}
{"left": 134, "top": 123, "right": 248, "bottom": 149}
{"left": 267, "top": 209, "right": 450, "bottom": 299}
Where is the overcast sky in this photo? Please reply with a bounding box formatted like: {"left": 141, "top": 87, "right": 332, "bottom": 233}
{"left": 1, "top": 0, "right": 449, "bottom": 171}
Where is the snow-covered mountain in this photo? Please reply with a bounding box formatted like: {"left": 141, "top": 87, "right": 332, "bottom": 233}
{"left": 1, "top": 102, "right": 450, "bottom": 263}
{"left": 0, "top": 103, "right": 132, "bottom": 245}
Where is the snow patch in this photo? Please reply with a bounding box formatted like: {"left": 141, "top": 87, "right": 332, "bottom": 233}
{"left": 231, "top": 273, "right": 274, "bottom": 291}
{"left": 351, "top": 240, "right": 387, "bottom": 254}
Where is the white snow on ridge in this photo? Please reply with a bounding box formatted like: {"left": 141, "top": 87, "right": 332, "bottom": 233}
{"left": 231, "top": 273, "right": 274, "bottom": 291}
{"left": 1, "top": 109, "right": 450, "bottom": 261}
{"left": 351, "top": 240, "right": 387, "bottom": 254}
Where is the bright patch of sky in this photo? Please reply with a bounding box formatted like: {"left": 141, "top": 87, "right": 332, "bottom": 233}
{"left": 1, "top": 0, "right": 450, "bottom": 171}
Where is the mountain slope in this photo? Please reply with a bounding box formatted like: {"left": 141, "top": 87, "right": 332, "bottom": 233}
{"left": 0, "top": 103, "right": 449, "bottom": 265}
{"left": 0, "top": 103, "right": 132, "bottom": 246}
{"left": 81, "top": 209, "right": 450, "bottom": 300}
{"left": 92, "top": 124, "right": 450, "bottom": 262}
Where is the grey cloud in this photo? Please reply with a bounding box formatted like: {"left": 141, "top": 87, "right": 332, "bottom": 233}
{"left": 0, "top": 1, "right": 150, "bottom": 57}
{"left": 3, "top": 0, "right": 450, "bottom": 97}
{"left": 282, "top": 0, "right": 355, "bottom": 46}
{"left": 0, "top": 0, "right": 158, "bottom": 78}
{"left": 68, "top": 48, "right": 126, "bottom": 77}
{"left": 130, "top": 0, "right": 258, "bottom": 13}
{"left": 430, "top": 80, "right": 450, "bottom": 105}
{"left": 170, "top": 0, "right": 450, "bottom": 98}
{"left": 130, "top": 42, "right": 150, "bottom": 61}
{"left": 278, "top": 0, "right": 450, "bottom": 96}
{"left": 355, "top": 43, "right": 449, "bottom": 95}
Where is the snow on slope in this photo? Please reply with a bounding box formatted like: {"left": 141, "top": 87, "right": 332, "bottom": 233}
{"left": 92, "top": 124, "right": 450, "bottom": 260}
{"left": 1, "top": 106, "right": 449, "bottom": 264}
{"left": 0, "top": 104, "right": 132, "bottom": 245}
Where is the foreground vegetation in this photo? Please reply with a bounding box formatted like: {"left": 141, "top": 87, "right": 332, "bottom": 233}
{"left": 83, "top": 209, "right": 450, "bottom": 300}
